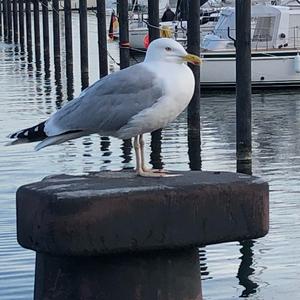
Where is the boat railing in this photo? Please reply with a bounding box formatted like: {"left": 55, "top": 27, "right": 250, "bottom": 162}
{"left": 213, "top": 26, "right": 300, "bottom": 51}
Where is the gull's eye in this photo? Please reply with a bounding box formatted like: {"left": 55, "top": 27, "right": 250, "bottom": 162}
{"left": 165, "top": 47, "right": 172, "bottom": 51}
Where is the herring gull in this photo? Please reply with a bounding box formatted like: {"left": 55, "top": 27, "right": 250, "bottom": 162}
{"left": 7, "top": 38, "right": 201, "bottom": 177}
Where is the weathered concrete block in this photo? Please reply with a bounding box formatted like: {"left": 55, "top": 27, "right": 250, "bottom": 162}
{"left": 16, "top": 170, "right": 268, "bottom": 300}
{"left": 17, "top": 171, "right": 269, "bottom": 256}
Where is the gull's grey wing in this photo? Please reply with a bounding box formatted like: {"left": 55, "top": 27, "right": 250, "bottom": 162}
{"left": 45, "top": 63, "right": 165, "bottom": 136}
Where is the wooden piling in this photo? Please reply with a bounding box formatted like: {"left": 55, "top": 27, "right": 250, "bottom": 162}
{"left": 12, "top": 0, "right": 18, "bottom": 43}
{"left": 119, "top": 0, "right": 130, "bottom": 69}
{"left": 19, "top": 0, "right": 25, "bottom": 47}
{"left": 3, "top": 0, "right": 8, "bottom": 40}
{"left": 53, "top": 0, "right": 61, "bottom": 68}
{"left": 64, "top": 0, "right": 73, "bottom": 77}
{"left": 187, "top": 0, "right": 201, "bottom": 170}
{"left": 148, "top": 0, "right": 162, "bottom": 170}
{"left": 33, "top": 0, "right": 41, "bottom": 62}
{"left": 97, "top": 0, "right": 108, "bottom": 78}
{"left": 25, "top": 0, "right": 32, "bottom": 49}
{"left": 79, "top": 0, "right": 89, "bottom": 88}
{"left": 7, "top": 0, "right": 12, "bottom": 42}
{"left": 148, "top": 0, "right": 160, "bottom": 41}
{"left": 235, "top": 0, "right": 252, "bottom": 172}
{"left": 41, "top": 0, "right": 49, "bottom": 67}
{"left": 0, "top": 0, "right": 2, "bottom": 37}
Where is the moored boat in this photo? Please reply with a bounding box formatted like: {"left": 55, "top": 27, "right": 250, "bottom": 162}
{"left": 201, "top": 4, "right": 300, "bottom": 89}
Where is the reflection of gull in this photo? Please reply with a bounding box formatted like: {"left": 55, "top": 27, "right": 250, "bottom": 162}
{"left": 8, "top": 38, "right": 201, "bottom": 177}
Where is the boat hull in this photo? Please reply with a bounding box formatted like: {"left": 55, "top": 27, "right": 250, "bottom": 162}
{"left": 200, "top": 50, "right": 300, "bottom": 89}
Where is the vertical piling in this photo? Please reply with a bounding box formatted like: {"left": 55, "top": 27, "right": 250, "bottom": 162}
{"left": 3, "top": 0, "right": 8, "bottom": 40}
{"left": 25, "top": 0, "right": 32, "bottom": 50}
{"left": 235, "top": 0, "right": 252, "bottom": 173}
{"left": 0, "top": 1, "right": 2, "bottom": 37}
{"left": 53, "top": 0, "right": 61, "bottom": 68}
{"left": 97, "top": 0, "right": 108, "bottom": 78}
{"left": 33, "top": 0, "right": 41, "bottom": 62}
{"left": 187, "top": 0, "right": 201, "bottom": 170}
{"left": 19, "top": 0, "right": 25, "bottom": 47}
{"left": 12, "top": 0, "right": 18, "bottom": 43}
{"left": 79, "top": 0, "right": 89, "bottom": 88}
{"left": 64, "top": 0, "right": 73, "bottom": 77}
{"left": 41, "top": 0, "right": 49, "bottom": 68}
{"left": 0, "top": 0, "right": 2, "bottom": 37}
{"left": 119, "top": 0, "right": 130, "bottom": 69}
{"left": 7, "top": 0, "right": 12, "bottom": 42}
{"left": 148, "top": 0, "right": 160, "bottom": 41}
{"left": 148, "top": 0, "right": 162, "bottom": 170}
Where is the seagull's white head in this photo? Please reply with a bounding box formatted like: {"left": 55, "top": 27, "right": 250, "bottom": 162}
{"left": 144, "top": 38, "right": 201, "bottom": 65}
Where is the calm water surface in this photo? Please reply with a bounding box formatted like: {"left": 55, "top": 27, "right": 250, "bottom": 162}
{"left": 1, "top": 12, "right": 300, "bottom": 300}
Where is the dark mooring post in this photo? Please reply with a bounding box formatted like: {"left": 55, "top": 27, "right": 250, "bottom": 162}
{"left": 25, "top": 0, "right": 32, "bottom": 50}
{"left": 97, "top": 0, "right": 108, "bottom": 78}
{"left": 41, "top": 0, "right": 49, "bottom": 68}
{"left": 119, "top": 0, "right": 130, "bottom": 69}
{"left": 33, "top": 0, "right": 41, "bottom": 62}
{"left": 12, "top": 0, "right": 18, "bottom": 43}
{"left": 236, "top": 0, "right": 252, "bottom": 174}
{"left": 53, "top": 0, "right": 61, "bottom": 69}
{"left": 0, "top": 1, "right": 2, "bottom": 37}
{"left": 64, "top": 0, "right": 73, "bottom": 77}
{"left": 148, "top": 0, "right": 163, "bottom": 170}
{"left": 148, "top": 0, "right": 160, "bottom": 41}
{"left": 187, "top": 0, "right": 201, "bottom": 170}
{"left": 3, "top": 0, "right": 8, "bottom": 40}
{"left": 19, "top": 0, "right": 25, "bottom": 47}
{"left": 7, "top": 0, "right": 12, "bottom": 42}
{"left": 79, "top": 0, "right": 89, "bottom": 88}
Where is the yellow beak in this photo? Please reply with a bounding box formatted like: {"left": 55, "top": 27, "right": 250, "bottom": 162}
{"left": 183, "top": 53, "right": 202, "bottom": 65}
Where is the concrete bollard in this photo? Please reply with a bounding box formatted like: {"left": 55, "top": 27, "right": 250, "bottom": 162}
{"left": 16, "top": 171, "right": 269, "bottom": 300}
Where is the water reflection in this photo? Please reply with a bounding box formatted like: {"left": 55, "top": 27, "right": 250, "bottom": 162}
{"left": 121, "top": 139, "right": 133, "bottom": 169}
{"left": 237, "top": 240, "right": 258, "bottom": 298}
{"left": 188, "top": 127, "right": 202, "bottom": 170}
{"left": 150, "top": 129, "right": 163, "bottom": 170}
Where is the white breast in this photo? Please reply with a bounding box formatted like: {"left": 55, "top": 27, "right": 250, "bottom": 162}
{"left": 116, "top": 62, "right": 195, "bottom": 140}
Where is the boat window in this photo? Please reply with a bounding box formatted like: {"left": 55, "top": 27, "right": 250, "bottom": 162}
{"left": 252, "top": 16, "right": 275, "bottom": 42}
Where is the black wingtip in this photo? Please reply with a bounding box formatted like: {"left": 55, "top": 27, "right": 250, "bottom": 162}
{"left": 8, "top": 121, "right": 47, "bottom": 141}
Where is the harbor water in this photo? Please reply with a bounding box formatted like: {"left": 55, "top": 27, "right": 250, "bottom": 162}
{"left": 1, "top": 12, "right": 300, "bottom": 300}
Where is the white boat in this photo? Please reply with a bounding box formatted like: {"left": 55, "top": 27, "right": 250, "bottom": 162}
{"left": 201, "top": 4, "right": 300, "bottom": 89}
{"left": 127, "top": 0, "right": 280, "bottom": 50}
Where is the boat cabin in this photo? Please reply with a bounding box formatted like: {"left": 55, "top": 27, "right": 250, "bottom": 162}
{"left": 202, "top": 4, "right": 300, "bottom": 51}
